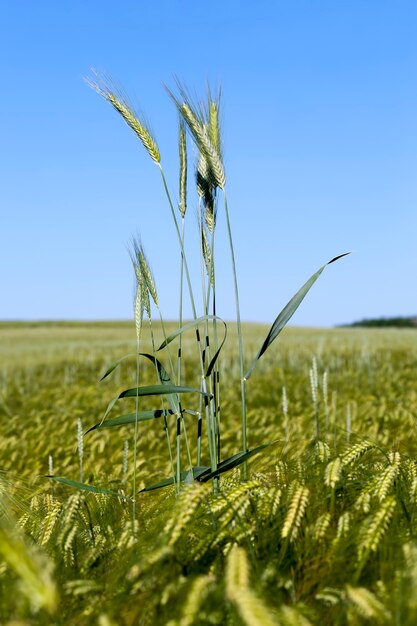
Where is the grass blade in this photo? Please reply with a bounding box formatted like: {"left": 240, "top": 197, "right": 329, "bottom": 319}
{"left": 139, "top": 466, "right": 211, "bottom": 492}
{"left": 205, "top": 323, "right": 228, "bottom": 377}
{"left": 99, "top": 353, "right": 135, "bottom": 382}
{"left": 119, "top": 384, "right": 211, "bottom": 399}
{"left": 46, "top": 476, "right": 129, "bottom": 498}
{"left": 85, "top": 409, "right": 175, "bottom": 433}
{"left": 198, "top": 442, "right": 273, "bottom": 482}
{"left": 157, "top": 315, "right": 225, "bottom": 351}
{"left": 139, "top": 352, "right": 180, "bottom": 414}
{"left": 245, "top": 253, "right": 350, "bottom": 380}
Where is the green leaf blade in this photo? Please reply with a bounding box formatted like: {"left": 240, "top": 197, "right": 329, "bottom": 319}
{"left": 99, "top": 353, "right": 135, "bottom": 381}
{"left": 139, "top": 466, "right": 211, "bottom": 492}
{"left": 198, "top": 442, "right": 273, "bottom": 482}
{"left": 46, "top": 476, "right": 129, "bottom": 499}
{"left": 157, "top": 315, "right": 225, "bottom": 351}
{"left": 119, "top": 384, "right": 211, "bottom": 399}
{"left": 245, "top": 253, "right": 350, "bottom": 380}
{"left": 85, "top": 409, "right": 175, "bottom": 433}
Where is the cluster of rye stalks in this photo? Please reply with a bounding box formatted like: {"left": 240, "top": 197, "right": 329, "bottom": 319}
{"left": 50, "top": 76, "right": 347, "bottom": 510}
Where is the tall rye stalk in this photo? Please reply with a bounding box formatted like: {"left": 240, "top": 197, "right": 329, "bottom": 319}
{"left": 79, "top": 73, "right": 348, "bottom": 503}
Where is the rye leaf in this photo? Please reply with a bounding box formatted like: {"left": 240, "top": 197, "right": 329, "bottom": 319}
{"left": 139, "top": 352, "right": 179, "bottom": 414}
{"left": 99, "top": 353, "right": 135, "bottom": 382}
{"left": 198, "top": 442, "right": 273, "bottom": 482}
{"left": 245, "top": 253, "right": 350, "bottom": 380}
{"left": 139, "top": 466, "right": 211, "bottom": 492}
{"left": 157, "top": 315, "right": 226, "bottom": 351}
{"left": 46, "top": 476, "right": 129, "bottom": 499}
{"left": 85, "top": 409, "right": 175, "bottom": 433}
{"left": 119, "top": 384, "right": 211, "bottom": 399}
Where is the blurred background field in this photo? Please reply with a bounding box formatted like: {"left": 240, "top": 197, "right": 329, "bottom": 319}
{"left": 2, "top": 321, "right": 417, "bottom": 486}
{"left": 2, "top": 321, "right": 417, "bottom": 624}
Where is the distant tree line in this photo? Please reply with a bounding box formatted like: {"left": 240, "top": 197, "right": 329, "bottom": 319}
{"left": 346, "top": 316, "right": 417, "bottom": 328}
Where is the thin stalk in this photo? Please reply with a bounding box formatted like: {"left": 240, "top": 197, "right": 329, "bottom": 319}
{"left": 160, "top": 166, "right": 217, "bottom": 476}
{"left": 132, "top": 342, "right": 140, "bottom": 522}
{"left": 77, "top": 418, "right": 83, "bottom": 483}
{"left": 223, "top": 190, "right": 248, "bottom": 478}
{"left": 178, "top": 217, "right": 185, "bottom": 386}
{"left": 282, "top": 386, "right": 289, "bottom": 452}
{"left": 207, "top": 223, "right": 222, "bottom": 471}
{"left": 155, "top": 308, "right": 193, "bottom": 480}
{"left": 159, "top": 167, "right": 197, "bottom": 319}
{"left": 198, "top": 207, "right": 212, "bottom": 463}
{"left": 148, "top": 317, "right": 176, "bottom": 493}
{"left": 332, "top": 391, "right": 338, "bottom": 452}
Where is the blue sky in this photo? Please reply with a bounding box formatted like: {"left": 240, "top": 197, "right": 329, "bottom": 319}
{"left": 1, "top": 1, "right": 416, "bottom": 326}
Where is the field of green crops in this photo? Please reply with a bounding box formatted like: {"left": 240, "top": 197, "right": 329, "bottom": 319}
{"left": 1, "top": 321, "right": 417, "bottom": 625}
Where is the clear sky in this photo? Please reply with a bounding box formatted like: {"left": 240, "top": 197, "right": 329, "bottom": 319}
{"left": 1, "top": 1, "right": 416, "bottom": 326}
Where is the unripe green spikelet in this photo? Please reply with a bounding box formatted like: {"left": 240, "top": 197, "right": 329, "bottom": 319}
{"left": 59, "top": 493, "right": 82, "bottom": 544}
{"left": 345, "top": 585, "right": 391, "bottom": 622}
{"left": 315, "top": 440, "right": 330, "bottom": 463}
{"left": 202, "top": 226, "right": 214, "bottom": 286}
{"left": 166, "top": 484, "right": 208, "bottom": 546}
{"left": 226, "top": 545, "right": 280, "bottom": 626}
{"left": 139, "top": 248, "right": 159, "bottom": 307}
{"left": 374, "top": 453, "right": 400, "bottom": 502}
{"left": 282, "top": 484, "right": 310, "bottom": 541}
{"left": 105, "top": 91, "right": 161, "bottom": 164}
{"left": 140, "top": 277, "right": 151, "bottom": 319}
{"left": 325, "top": 457, "right": 342, "bottom": 488}
{"left": 354, "top": 490, "right": 372, "bottom": 513}
{"left": 341, "top": 440, "right": 374, "bottom": 467}
{"left": 181, "top": 103, "right": 226, "bottom": 189}
{"left": 210, "top": 480, "right": 259, "bottom": 516}
{"left": 216, "top": 498, "right": 252, "bottom": 546}
{"left": 63, "top": 525, "right": 77, "bottom": 566}
{"left": 179, "top": 121, "right": 187, "bottom": 217}
{"left": 196, "top": 150, "right": 216, "bottom": 233}
{"left": 133, "top": 282, "right": 143, "bottom": 342}
{"left": 226, "top": 544, "right": 249, "bottom": 596}
{"left": 275, "top": 461, "right": 288, "bottom": 487}
{"left": 209, "top": 101, "right": 221, "bottom": 154}
{"left": 268, "top": 487, "right": 283, "bottom": 518}
{"left": 179, "top": 574, "right": 215, "bottom": 626}
{"left": 336, "top": 511, "right": 351, "bottom": 540}
{"left": 358, "top": 496, "right": 396, "bottom": 560}
{"left": 40, "top": 501, "right": 62, "bottom": 547}
{"left": 279, "top": 604, "right": 313, "bottom": 625}
{"left": 312, "top": 512, "right": 331, "bottom": 542}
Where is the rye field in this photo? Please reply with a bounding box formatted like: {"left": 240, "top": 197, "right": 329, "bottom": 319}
{"left": 1, "top": 321, "right": 417, "bottom": 625}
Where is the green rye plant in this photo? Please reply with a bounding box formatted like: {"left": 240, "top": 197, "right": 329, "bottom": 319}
{"left": 49, "top": 75, "right": 348, "bottom": 506}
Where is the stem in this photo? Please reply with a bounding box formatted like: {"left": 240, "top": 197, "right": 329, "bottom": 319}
{"left": 223, "top": 191, "right": 248, "bottom": 479}
{"left": 132, "top": 340, "right": 140, "bottom": 523}
{"left": 148, "top": 317, "right": 176, "bottom": 493}
{"left": 156, "top": 308, "right": 193, "bottom": 488}
{"left": 178, "top": 217, "right": 185, "bottom": 386}
{"left": 159, "top": 166, "right": 217, "bottom": 477}
{"left": 207, "top": 223, "right": 222, "bottom": 477}
{"left": 159, "top": 167, "right": 197, "bottom": 318}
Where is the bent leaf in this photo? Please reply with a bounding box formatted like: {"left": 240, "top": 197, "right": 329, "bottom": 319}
{"left": 46, "top": 476, "right": 129, "bottom": 499}
{"left": 245, "top": 253, "right": 350, "bottom": 380}
{"left": 139, "top": 352, "right": 179, "bottom": 414}
{"left": 139, "top": 352, "right": 170, "bottom": 383}
{"left": 139, "top": 466, "right": 211, "bottom": 492}
{"left": 85, "top": 409, "right": 175, "bottom": 433}
{"left": 205, "top": 324, "right": 228, "bottom": 377}
{"left": 119, "top": 384, "right": 211, "bottom": 399}
{"left": 198, "top": 442, "right": 273, "bottom": 482}
{"left": 157, "top": 315, "right": 226, "bottom": 350}
{"left": 99, "top": 353, "right": 135, "bottom": 381}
